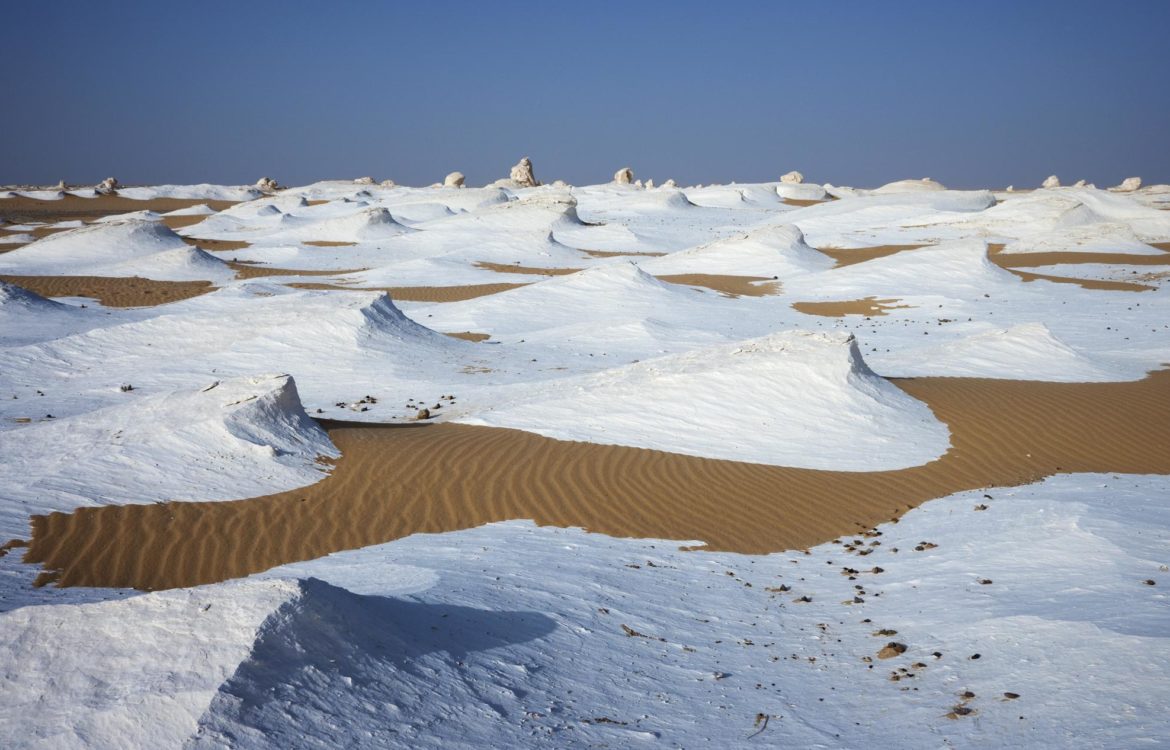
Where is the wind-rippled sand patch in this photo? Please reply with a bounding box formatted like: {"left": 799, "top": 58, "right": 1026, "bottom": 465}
{"left": 289, "top": 281, "right": 530, "bottom": 302}
{"left": 0, "top": 195, "right": 236, "bottom": 222}
{"left": 23, "top": 371, "right": 1170, "bottom": 590}
{"left": 474, "top": 261, "right": 581, "bottom": 276}
{"left": 0, "top": 275, "right": 213, "bottom": 307}
{"left": 817, "top": 245, "right": 929, "bottom": 268}
{"left": 988, "top": 243, "right": 1163, "bottom": 291}
{"left": 225, "top": 262, "right": 368, "bottom": 280}
{"left": 580, "top": 249, "right": 667, "bottom": 259}
{"left": 657, "top": 273, "right": 781, "bottom": 297}
{"left": 792, "top": 297, "right": 913, "bottom": 317}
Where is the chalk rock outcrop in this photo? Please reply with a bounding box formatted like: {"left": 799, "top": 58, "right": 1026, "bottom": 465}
{"left": 614, "top": 167, "right": 634, "bottom": 185}
{"left": 255, "top": 177, "right": 279, "bottom": 191}
{"left": 509, "top": 157, "right": 538, "bottom": 188}
{"left": 1042, "top": 175, "right": 1061, "bottom": 189}
{"left": 645, "top": 178, "right": 655, "bottom": 188}
{"left": 443, "top": 171, "right": 466, "bottom": 188}
{"left": 780, "top": 170, "right": 804, "bottom": 184}
{"left": 380, "top": 179, "right": 396, "bottom": 187}
{"left": 1111, "top": 176, "right": 1142, "bottom": 192}
{"left": 353, "top": 176, "right": 376, "bottom": 185}
{"left": 97, "top": 177, "right": 119, "bottom": 193}
{"left": 663, "top": 178, "right": 677, "bottom": 188}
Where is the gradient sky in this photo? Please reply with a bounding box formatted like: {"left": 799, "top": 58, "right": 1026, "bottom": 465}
{"left": 4, "top": 1, "right": 1169, "bottom": 189}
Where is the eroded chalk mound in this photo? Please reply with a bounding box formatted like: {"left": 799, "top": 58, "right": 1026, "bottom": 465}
{"left": 889, "top": 323, "right": 1134, "bottom": 381}
{"left": 0, "top": 219, "right": 234, "bottom": 282}
{"left": 642, "top": 224, "right": 833, "bottom": 277}
{"left": 0, "top": 578, "right": 305, "bottom": 749}
{"left": 190, "top": 577, "right": 556, "bottom": 747}
{"left": 462, "top": 330, "right": 950, "bottom": 471}
{"left": 0, "top": 374, "right": 337, "bottom": 536}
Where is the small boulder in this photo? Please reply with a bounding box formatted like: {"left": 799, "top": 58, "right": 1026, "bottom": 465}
{"left": 380, "top": 179, "right": 396, "bottom": 187}
{"left": 97, "top": 177, "right": 119, "bottom": 193}
{"left": 443, "top": 171, "right": 466, "bottom": 188}
{"left": 416, "top": 407, "right": 431, "bottom": 420}
{"left": 1042, "top": 175, "right": 1061, "bottom": 189}
{"left": 255, "top": 177, "right": 279, "bottom": 191}
{"left": 614, "top": 167, "right": 634, "bottom": 185}
{"left": 353, "top": 176, "right": 376, "bottom": 185}
{"left": 780, "top": 170, "right": 804, "bottom": 184}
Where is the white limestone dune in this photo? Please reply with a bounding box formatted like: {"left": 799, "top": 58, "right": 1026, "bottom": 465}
{"left": 462, "top": 330, "right": 950, "bottom": 471}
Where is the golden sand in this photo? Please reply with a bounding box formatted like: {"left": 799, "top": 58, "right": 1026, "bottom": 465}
{"left": 580, "top": 249, "right": 668, "bottom": 259}
{"left": 225, "top": 262, "right": 368, "bottom": 280}
{"left": 23, "top": 370, "right": 1170, "bottom": 590}
{"left": 657, "top": 274, "right": 781, "bottom": 298}
{"left": 816, "top": 245, "right": 929, "bottom": 268}
{"left": 289, "top": 281, "right": 530, "bottom": 302}
{"left": 792, "top": 297, "right": 913, "bottom": 317}
{"left": 443, "top": 331, "right": 492, "bottom": 342}
{"left": 0, "top": 275, "right": 213, "bottom": 307}
{"left": 474, "top": 261, "right": 581, "bottom": 276}
{"left": 0, "top": 195, "right": 235, "bottom": 223}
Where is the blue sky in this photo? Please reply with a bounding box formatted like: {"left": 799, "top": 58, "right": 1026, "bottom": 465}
{"left": 4, "top": 1, "right": 1168, "bottom": 188}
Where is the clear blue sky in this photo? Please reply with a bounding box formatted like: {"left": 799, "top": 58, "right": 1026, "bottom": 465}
{"left": 4, "top": 1, "right": 1169, "bottom": 189}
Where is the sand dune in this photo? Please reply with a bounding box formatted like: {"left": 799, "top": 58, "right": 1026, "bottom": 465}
{"left": 23, "top": 369, "right": 1170, "bottom": 590}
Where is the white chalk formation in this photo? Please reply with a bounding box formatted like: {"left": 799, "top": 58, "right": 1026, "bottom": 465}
{"left": 353, "top": 176, "right": 376, "bottom": 185}
{"left": 780, "top": 170, "right": 804, "bottom": 184}
{"left": 443, "top": 171, "right": 466, "bottom": 188}
{"left": 97, "top": 177, "right": 119, "bottom": 194}
{"left": 509, "top": 157, "right": 539, "bottom": 188}
{"left": 613, "top": 167, "right": 634, "bottom": 185}
{"left": 379, "top": 179, "right": 396, "bottom": 187}
{"left": 255, "top": 177, "right": 279, "bottom": 192}
{"left": 1111, "top": 176, "right": 1142, "bottom": 192}
{"left": 1042, "top": 175, "right": 1061, "bottom": 189}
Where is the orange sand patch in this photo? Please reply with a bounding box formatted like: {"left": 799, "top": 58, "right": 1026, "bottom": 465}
{"left": 289, "top": 281, "right": 530, "bottom": 302}
{"left": 793, "top": 297, "right": 913, "bottom": 317}
{"left": 816, "top": 245, "right": 929, "bottom": 268}
{"left": 0, "top": 275, "right": 212, "bottom": 307}
{"left": 580, "top": 249, "right": 668, "bottom": 259}
{"left": 474, "top": 261, "right": 581, "bottom": 276}
{"left": 656, "top": 274, "right": 781, "bottom": 298}
{"left": 444, "top": 331, "right": 491, "bottom": 342}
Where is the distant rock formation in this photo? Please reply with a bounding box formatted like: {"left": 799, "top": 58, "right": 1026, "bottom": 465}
{"left": 663, "top": 178, "right": 677, "bottom": 188}
{"left": 1042, "top": 175, "right": 1061, "bottom": 189}
{"left": 380, "top": 179, "right": 396, "bottom": 187}
{"left": 97, "top": 177, "right": 119, "bottom": 194}
{"left": 509, "top": 157, "right": 538, "bottom": 188}
{"left": 443, "top": 171, "right": 466, "bottom": 188}
{"left": 645, "top": 178, "right": 655, "bottom": 189}
{"left": 614, "top": 167, "right": 634, "bottom": 185}
{"left": 55, "top": 180, "right": 68, "bottom": 191}
{"left": 1073, "top": 179, "right": 1087, "bottom": 187}
{"left": 353, "top": 176, "right": 376, "bottom": 185}
{"left": 255, "top": 177, "right": 279, "bottom": 191}
{"left": 780, "top": 170, "right": 804, "bottom": 184}
{"left": 1111, "top": 176, "right": 1142, "bottom": 192}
